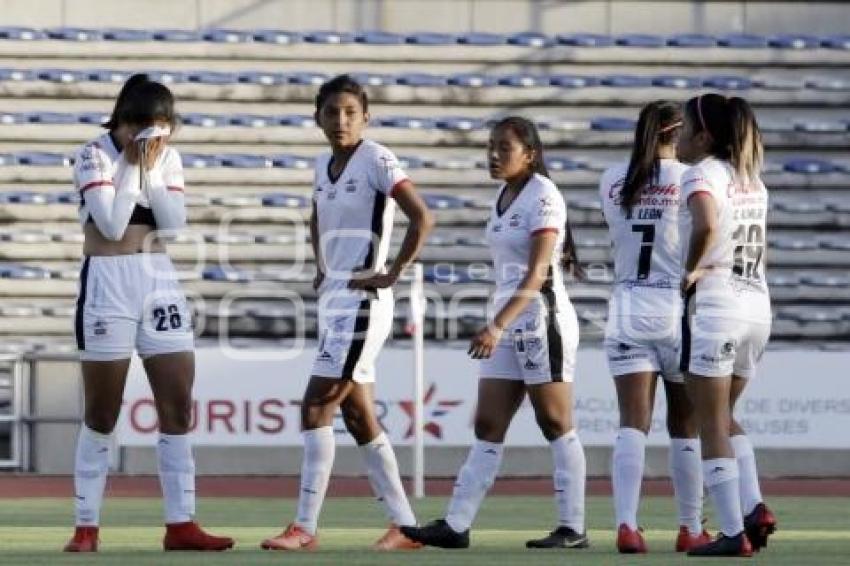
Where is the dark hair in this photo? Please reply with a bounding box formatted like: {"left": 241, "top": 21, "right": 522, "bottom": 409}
{"left": 684, "top": 93, "right": 763, "bottom": 179}
{"left": 103, "top": 73, "right": 177, "bottom": 131}
{"left": 491, "top": 116, "right": 584, "bottom": 279}
{"left": 315, "top": 74, "right": 369, "bottom": 114}
{"left": 621, "top": 100, "right": 682, "bottom": 215}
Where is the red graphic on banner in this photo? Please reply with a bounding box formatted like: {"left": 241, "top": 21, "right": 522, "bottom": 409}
{"left": 398, "top": 383, "right": 463, "bottom": 439}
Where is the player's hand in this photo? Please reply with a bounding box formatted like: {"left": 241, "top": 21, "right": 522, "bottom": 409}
{"left": 680, "top": 269, "right": 702, "bottom": 296}
{"left": 313, "top": 271, "right": 324, "bottom": 291}
{"left": 468, "top": 324, "right": 503, "bottom": 359}
{"left": 348, "top": 270, "right": 397, "bottom": 291}
{"left": 141, "top": 137, "right": 167, "bottom": 171}
{"left": 124, "top": 140, "right": 141, "bottom": 165}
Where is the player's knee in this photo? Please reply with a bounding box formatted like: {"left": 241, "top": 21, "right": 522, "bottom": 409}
{"left": 301, "top": 400, "right": 332, "bottom": 430}
{"left": 474, "top": 415, "right": 508, "bottom": 443}
{"left": 534, "top": 412, "right": 571, "bottom": 440}
{"left": 158, "top": 400, "right": 192, "bottom": 433}
{"left": 84, "top": 410, "right": 118, "bottom": 435}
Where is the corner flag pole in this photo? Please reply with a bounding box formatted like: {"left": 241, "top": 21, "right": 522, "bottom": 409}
{"left": 410, "top": 262, "right": 425, "bottom": 498}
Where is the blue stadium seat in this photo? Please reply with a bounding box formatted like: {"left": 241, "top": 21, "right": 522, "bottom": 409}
{"left": 457, "top": 32, "right": 507, "bottom": 46}
{"left": 271, "top": 154, "right": 314, "bottom": 169}
{"left": 303, "top": 30, "right": 354, "bottom": 44}
{"left": 261, "top": 193, "right": 310, "bottom": 208}
{"left": 783, "top": 158, "right": 841, "bottom": 174}
{"left": 55, "top": 191, "right": 80, "bottom": 204}
{"left": 615, "top": 34, "right": 665, "bottom": 48}
{"left": 806, "top": 77, "right": 850, "bottom": 91}
{"left": 181, "top": 113, "right": 227, "bottom": 127}
{"left": 87, "top": 69, "right": 131, "bottom": 83}
{"left": 434, "top": 116, "right": 484, "bottom": 131}
{"left": 424, "top": 266, "right": 473, "bottom": 284}
{"left": 287, "top": 72, "right": 328, "bottom": 86}
{"left": 0, "top": 154, "right": 16, "bottom": 166}
{"left": 217, "top": 154, "right": 273, "bottom": 168}
{"left": 355, "top": 31, "right": 404, "bottom": 45}
{"left": 349, "top": 72, "right": 395, "bottom": 86}
{"left": 555, "top": 33, "right": 613, "bottom": 47}
{"left": 0, "top": 263, "right": 51, "bottom": 279}
{"left": 774, "top": 200, "right": 829, "bottom": 214}
{"left": 652, "top": 75, "right": 701, "bottom": 89}
{"left": 152, "top": 29, "right": 202, "bottom": 42}
{"left": 702, "top": 75, "right": 753, "bottom": 90}
{"left": 1, "top": 191, "right": 52, "bottom": 204}
{"left": 405, "top": 32, "right": 457, "bottom": 45}
{"left": 202, "top": 29, "right": 252, "bottom": 43}
{"left": 229, "top": 114, "right": 273, "bottom": 128}
{"left": 146, "top": 70, "right": 186, "bottom": 84}
{"left": 186, "top": 71, "right": 238, "bottom": 85}
{"left": 768, "top": 34, "right": 820, "bottom": 49}
{"left": 377, "top": 116, "right": 435, "bottom": 129}
{"left": 16, "top": 152, "right": 70, "bottom": 166}
{"left": 421, "top": 194, "right": 467, "bottom": 209}
{"left": 448, "top": 73, "right": 499, "bottom": 87}
{"left": 277, "top": 114, "right": 316, "bottom": 128}
{"left": 180, "top": 153, "right": 222, "bottom": 168}
{"left": 397, "top": 156, "right": 428, "bottom": 169}
{"left": 718, "top": 34, "right": 769, "bottom": 48}
{"left": 754, "top": 76, "right": 806, "bottom": 90}
{"left": 546, "top": 117, "right": 592, "bottom": 131}
{"left": 545, "top": 156, "right": 582, "bottom": 171}
{"left": 767, "top": 273, "right": 799, "bottom": 288}
{"left": 252, "top": 30, "right": 302, "bottom": 44}
{"left": 498, "top": 74, "right": 548, "bottom": 87}
{"left": 591, "top": 117, "right": 636, "bottom": 131}
{"left": 821, "top": 34, "right": 850, "bottom": 50}
{"left": 794, "top": 119, "right": 847, "bottom": 133}
{"left": 455, "top": 235, "right": 488, "bottom": 247}
{"left": 0, "top": 27, "right": 45, "bottom": 40}
{"left": 237, "top": 71, "right": 288, "bottom": 85}
{"left": 45, "top": 27, "right": 102, "bottom": 41}
{"left": 396, "top": 73, "right": 448, "bottom": 87}
{"left": 24, "top": 112, "right": 77, "bottom": 124}
{"left": 768, "top": 237, "right": 818, "bottom": 251}
{"left": 820, "top": 238, "right": 850, "bottom": 251}
{"left": 430, "top": 157, "right": 478, "bottom": 170}
{"left": 202, "top": 266, "right": 253, "bottom": 282}
{"left": 667, "top": 34, "right": 718, "bottom": 47}
{"left": 102, "top": 28, "right": 153, "bottom": 41}
{"left": 0, "top": 112, "right": 24, "bottom": 124}
{"left": 601, "top": 75, "right": 653, "bottom": 88}
{"left": 36, "top": 68, "right": 84, "bottom": 83}
{"left": 549, "top": 74, "right": 598, "bottom": 88}
{"left": 507, "top": 32, "right": 553, "bottom": 48}
{"left": 0, "top": 68, "right": 34, "bottom": 81}
{"left": 210, "top": 195, "right": 261, "bottom": 207}
{"left": 800, "top": 273, "right": 850, "bottom": 288}
{"left": 758, "top": 118, "right": 795, "bottom": 133}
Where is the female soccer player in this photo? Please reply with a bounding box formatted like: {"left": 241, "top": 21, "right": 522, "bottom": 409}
{"left": 401, "top": 117, "right": 588, "bottom": 550}
{"left": 260, "top": 75, "right": 434, "bottom": 552}
{"left": 64, "top": 74, "right": 234, "bottom": 552}
{"left": 600, "top": 101, "right": 710, "bottom": 553}
{"left": 677, "top": 93, "right": 776, "bottom": 557}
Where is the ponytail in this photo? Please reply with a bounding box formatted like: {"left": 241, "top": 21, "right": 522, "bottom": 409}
{"left": 685, "top": 94, "right": 762, "bottom": 179}
{"left": 621, "top": 101, "right": 682, "bottom": 215}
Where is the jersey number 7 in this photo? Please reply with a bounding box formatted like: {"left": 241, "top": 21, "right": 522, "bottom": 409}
{"left": 632, "top": 223, "right": 655, "bottom": 280}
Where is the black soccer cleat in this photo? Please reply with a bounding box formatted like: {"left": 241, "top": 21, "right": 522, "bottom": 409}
{"left": 526, "top": 526, "right": 589, "bottom": 549}
{"left": 687, "top": 531, "right": 753, "bottom": 557}
{"left": 400, "top": 519, "right": 470, "bottom": 549}
{"left": 744, "top": 502, "right": 777, "bottom": 552}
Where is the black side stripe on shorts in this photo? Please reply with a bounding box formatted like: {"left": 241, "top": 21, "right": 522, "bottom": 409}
{"left": 362, "top": 191, "right": 387, "bottom": 272}
{"left": 541, "top": 278, "right": 564, "bottom": 382}
{"left": 341, "top": 298, "right": 373, "bottom": 380}
{"left": 75, "top": 256, "right": 91, "bottom": 350}
{"left": 679, "top": 286, "right": 696, "bottom": 373}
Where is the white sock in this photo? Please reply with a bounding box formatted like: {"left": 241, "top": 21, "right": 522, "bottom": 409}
{"left": 73, "top": 425, "right": 111, "bottom": 526}
{"left": 612, "top": 427, "right": 645, "bottom": 530}
{"left": 731, "top": 435, "right": 763, "bottom": 515}
{"left": 295, "top": 426, "right": 335, "bottom": 535}
{"left": 360, "top": 432, "right": 416, "bottom": 527}
{"left": 551, "top": 430, "right": 586, "bottom": 533}
{"left": 703, "top": 458, "right": 744, "bottom": 537}
{"left": 157, "top": 433, "right": 196, "bottom": 524}
{"left": 445, "top": 440, "right": 503, "bottom": 532}
{"left": 669, "top": 438, "right": 704, "bottom": 533}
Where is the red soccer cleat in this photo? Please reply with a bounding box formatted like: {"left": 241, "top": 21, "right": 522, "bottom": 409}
{"left": 744, "top": 502, "right": 777, "bottom": 552}
{"left": 373, "top": 524, "right": 424, "bottom": 551}
{"left": 687, "top": 531, "right": 753, "bottom": 557}
{"left": 675, "top": 525, "right": 713, "bottom": 552}
{"left": 163, "top": 521, "right": 235, "bottom": 551}
{"left": 260, "top": 523, "right": 318, "bottom": 551}
{"left": 63, "top": 526, "right": 99, "bottom": 552}
{"left": 616, "top": 523, "right": 648, "bottom": 554}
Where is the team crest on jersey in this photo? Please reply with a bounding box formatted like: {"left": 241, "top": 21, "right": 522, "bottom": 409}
{"left": 345, "top": 179, "right": 358, "bottom": 193}
{"left": 617, "top": 342, "right": 631, "bottom": 353}
{"left": 327, "top": 186, "right": 337, "bottom": 200}
{"left": 379, "top": 155, "right": 399, "bottom": 173}
{"left": 509, "top": 213, "right": 522, "bottom": 228}
{"left": 538, "top": 196, "right": 554, "bottom": 216}
{"left": 93, "top": 319, "right": 107, "bottom": 336}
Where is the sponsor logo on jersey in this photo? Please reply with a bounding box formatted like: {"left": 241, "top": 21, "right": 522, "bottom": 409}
{"left": 327, "top": 187, "right": 337, "bottom": 200}
{"left": 345, "top": 179, "right": 357, "bottom": 193}
{"left": 617, "top": 342, "right": 631, "bottom": 353}
{"left": 93, "top": 319, "right": 107, "bottom": 336}
{"left": 509, "top": 213, "right": 522, "bottom": 228}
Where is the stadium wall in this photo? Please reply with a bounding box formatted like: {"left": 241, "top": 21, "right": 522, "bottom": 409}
{"left": 3, "top": 0, "right": 849, "bottom": 35}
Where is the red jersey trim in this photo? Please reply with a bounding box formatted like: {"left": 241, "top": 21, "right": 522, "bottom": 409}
{"left": 531, "top": 227, "right": 559, "bottom": 236}
{"left": 686, "top": 190, "right": 713, "bottom": 204}
{"left": 80, "top": 180, "right": 113, "bottom": 192}
{"left": 166, "top": 185, "right": 184, "bottom": 192}
{"left": 389, "top": 178, "right": 411, "bottom": 198}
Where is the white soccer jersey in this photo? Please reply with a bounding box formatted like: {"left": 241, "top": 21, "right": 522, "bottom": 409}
{"left": 600, "top": 159, "right": 689, "bottom": 317}
{"left": 485, "top": 173, "right": 569, "bottom": 312}
{"left": 679, "top": 156, "right": 771, "bottom": 322}
{"left": 313, "top": 139, "right": 406, "bottom": 292}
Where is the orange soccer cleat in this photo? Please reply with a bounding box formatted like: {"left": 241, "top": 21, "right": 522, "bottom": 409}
{"left": 260, "top": 523, "right": 318, "bottom": 551}
{"left": 373, "top": 524, "right": 424, "bottom": 551}
{"left": 616, "top": 523, "right": 648, "bottom": 554}
{"left": 63, "top": 526, "right": 99, "bottom": 552}
{"left": 675, "top": 525, "right": 713, "bottom": 552}
{"left": 163, "top": 521, "right": 235, "bottom": 551}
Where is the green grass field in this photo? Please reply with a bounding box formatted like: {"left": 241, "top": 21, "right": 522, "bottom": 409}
{"left": 0, "top": 495, "right": 847, "bottom": 565}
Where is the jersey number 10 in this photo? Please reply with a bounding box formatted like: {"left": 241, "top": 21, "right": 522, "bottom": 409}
{"left": 732, "top": 223, "right": 764, "bottom": 280}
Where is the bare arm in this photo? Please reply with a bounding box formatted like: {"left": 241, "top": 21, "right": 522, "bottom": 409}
{"left": 681, "top": 192, "right": 718, "bottom": 294}
{"left": 310, "top": 202, "right": 325, "bottom": 290}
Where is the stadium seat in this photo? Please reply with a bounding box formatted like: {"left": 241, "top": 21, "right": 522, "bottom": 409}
{"left": 180, "top": 153, "right": 222, "bottom": 168}
{"left": 555, "top": 33, "right": 614, "bottom": 47}
{"left": 271, "top": 154, "right": 313, "bottom": 169}
{"left": 497, "top": 74, "right": 548, "bottom": 87}
{"left": 36, "top": 68, "right": 83, "bottom": 83}
{"left": 421, "top": 194, "right": 467, "bottom": 209}
{"left": 202, "top": 29, "right": 252, "bottom": 43}
{"left": 434, "top": 116, "right": 484, "bottom": 131}
{"left": 755, "top": 76, "right": 807, "bottom": 90}
{"left": 507, "top": 32, "right": 553, "bottom": 48}
{"left": 546, "top": 117, "right": 592, "bottom": 131}
{"left": 424, "top": 266, "right": 473, "bottom": 284}
{"left": 377, "top": 116, "right": 436, "bottom": 129}
{"left": 1, "top": 191, "right": 53, "bottom": 204}
{"left": 652, "top": 75, "right": 701, "bottom": 89}
{"left": 355, "top": 31, "right": 405, "bottom": 45}
{"left": 667, "top": 34, "right": 718, "bottom": 47}
{"left": 261, "top": 193, "right": 310, "bottom": 208}
{"left": 303, "top": 30, "right": 354, "bottom": 44}
{"left": 237, "top": 71, "right": 288, "bottom": 85}
{"left": 600, "top": 75, "right": 653, "bottom": 88}
{"left": 16, "top": 152, "right": 70, "bottom": 166}
{"left": 1, "top": 264, "right": 51, "bottom": 279}
{"left": 228, "top": 114, "right": 273, "bottom": 128}
{"left": 405, "top": 32, "right": 457, "bottom": 45}
{"left": 53, "top": 232, "right": 84, "bottom": 243}
{"left": 768, "top": 34, "right": 820, "bottom": 49}
{"left": 768, "top": 237, "right": 818, "bottom": 251}
{"left": 702, "top": 75, "right": 753, "bottom": 90}
{"left": 0, "top": 154, "right": 17, "bottom": 166}
{"left": 254, "top": 233, "right": 298, "bottom": 244}
{"left": 549, "top": 74, "right": 598, "bottom": 88}
{"left": 545, "top": 156, "right": 583, "bottom": 171}
{"left": 0, "top": 112, "right": 22, "bottom": 124}
{"left": 718, "top": 33, "right": 769, "bottom": 48}
{"left": 45, "top": 27, "right": 102, "bottom": 41}
{"left": 615, "top": 34, "right": 666, "bottom": 48}
{"left": 448, "top": 73, "right": 499, "bottom": 87}
{"left": 24, "top": 112, "right": 77, "bottom": 124}
{"left": 457, "top": 32, "right": 507, "bottom": 46}
{"left": 210, "top": 195, "right": 261, "bottom": 207}
{"left": 758, "top": 118, "right": 796, "bottom": 132}
{"left": 146, "top": 70, "right": 186, "bottom": 84}
{"left": 180, "top": 113, "right": 228, "bottom": 127}
{"left": 202, "top": 266, "right": 253, "bottom": 282}
{"left": 87, "top": 69, "right": 131, "bottom": 83}
{"left": 0, "top": 26, "right": 45, "bottom": 40}
{"left": 821, "top": 34, "right": 850, "bottom": 50}
{"left": 800, "top": 273, "right": 850, "bottom": 289}
{"left": 767, "top": 273, "right": 800, "bottom": 288}
{"left": 806, "top": 77, "right": 850, "bottom": 91}
{"left": 252, "top": 30, "right": 302, "bottom": 44}
{"left": 794, "top": 119, "right": 847, "bottom": 133}
{"left": 783, "top": 158, "right": 841, "bottom": 174}
{"left": 204, "top": 232, "right": 255, "bottom": 244}
{"left": 55, "top": 191, "right": 80, "bottom": 204}
{"left": 430, "top": 157, "right": 477, "bottom": 170}
{"left": 396, "top": 73, "right": 448, "bottom": 87}
{"left": 277, "top": 114, "right": 316, "bottom": 128}
{"left": 591, "top": 117, "right": 636, "bottom": 131}
{"left": 819, "top": 238, "right": 850, "bottom": 252}
{"left": 399, "top": 156, "right": 430, "bottom": 169}
{"left": 345, "top": 72, "right": 392, "bottom": 87}
{"left": 102, "top": 28, "right": 153, "bottom": 41}
{"left": 774, "top": 200, "right": 830, "bottom": 214}
{"left": 217, "top": 154, "right": 273, "bottom": 168}
{"left": 5, "top": 230, "right": 52, "bottom": 243}
{"left": 0, "top": 68, "right": 34, "bottom": 81}
{"left": 287, "top": 72, "right": 328, "bottom": 86}
{"left": 152, "top": 29, "right": 201, "bottom": 42}
{"left": 186, "top": 71, "right": 238, "bottom": 85}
